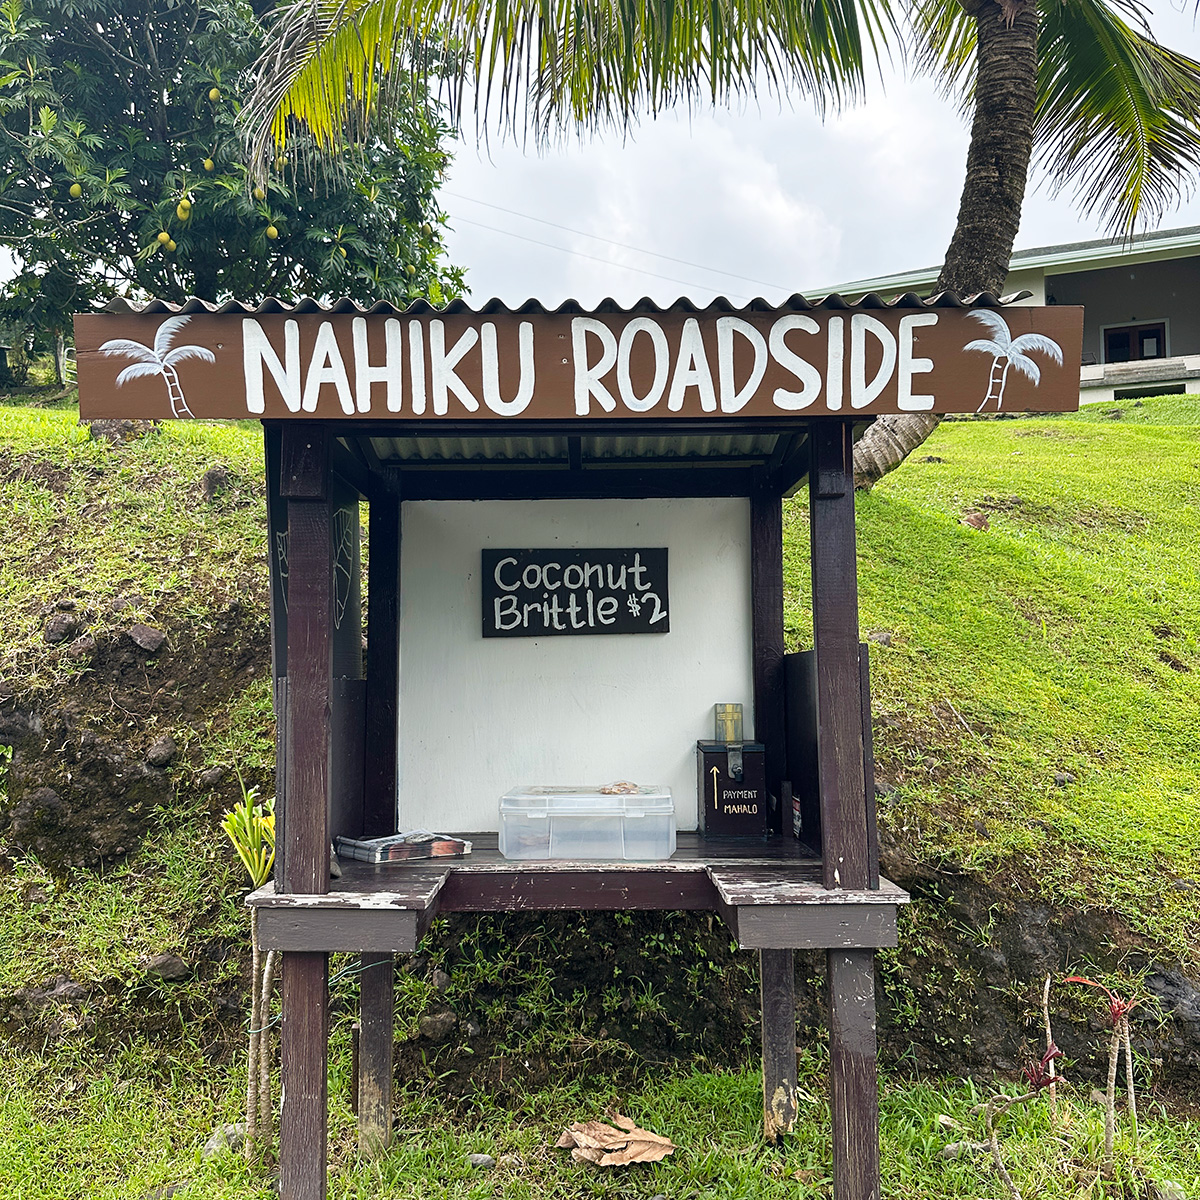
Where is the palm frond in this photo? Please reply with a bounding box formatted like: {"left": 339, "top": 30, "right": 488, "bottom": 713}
{"left": 100, "top": 338, "right": 158, "bottom": 362}
{"left": 963, "top": 337, "right": 1006, "bottom": 355}
{"left": 115, "top": 361, "right": 166, "bottom": 386}
{"left": 965, "top": 309, "right": 1012, "bottom": 346}
{"left": 1034, "top": 0, "right": 1200, "bottom": 233}
{"left": 154, "top": 316, "right": 195, "bottom": 359}
{"left": 1007, "top": 354, "right": 1042, "bottom": 386}
{"left": 1010, "top": 332, "right": 1063, "bottom": 365}
{"left": 914, "top": 0, "right": 1200, "bottom": 233}
{"left": 163, "top": 344, "right": 217, "bottom": 368}
{"left": 243, "top": 0, "right": 897, "bottom": 165}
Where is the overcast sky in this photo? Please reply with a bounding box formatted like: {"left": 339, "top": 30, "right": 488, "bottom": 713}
{"left": 440, "top": 0, "right": 1200, "bottom": 308}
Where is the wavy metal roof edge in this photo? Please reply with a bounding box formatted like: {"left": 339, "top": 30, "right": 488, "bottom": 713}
{"left": 98, "top": 289, "right": 1030, "bottom": 317}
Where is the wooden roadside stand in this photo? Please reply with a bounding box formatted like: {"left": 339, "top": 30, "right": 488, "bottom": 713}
{"left": 75, "top": 291, "right": 1082, "bottom": 1200}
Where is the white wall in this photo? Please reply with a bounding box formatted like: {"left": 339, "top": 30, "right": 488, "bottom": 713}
{"left": 397, "top": 497, "right": 754, "bottom": 832}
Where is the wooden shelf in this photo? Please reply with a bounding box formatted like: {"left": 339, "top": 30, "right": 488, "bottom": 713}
{"left": 250, "top": 833, "right": 907, "bottom": 954}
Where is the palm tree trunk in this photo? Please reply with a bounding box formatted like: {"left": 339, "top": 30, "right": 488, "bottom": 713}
{"left": 853, "top": 0, "right": 1039, "bottom": 489}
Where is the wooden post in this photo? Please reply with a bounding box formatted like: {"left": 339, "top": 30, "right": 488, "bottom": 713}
{"left": 828, "top": 949, "right": 880, "bottom": 1200}
{"left": 751, "top": 469, "right": 797, "bottom": 1139}
{"left": 808, "top": 422, "right": 868, "bottom": 890}
{"left": 357, "top": 952, "right": 395, "bottom": 1156}
{"left": 760, "top": 949, "right": 798, "bottom": 1142}
{"left": 750, "top": 468, "right": 787, "bottom": 829}
{"left": 279, "top": 425, "right": 333, "bottom": 1200}
{"left": 810, "top": 422, "right": 879, "bottom": 1200}
{"left": 356, "top": 476, "right": 400, "bottom": 1157}
{"left": 363, "top": 477, "right": 401, "bottom": 836}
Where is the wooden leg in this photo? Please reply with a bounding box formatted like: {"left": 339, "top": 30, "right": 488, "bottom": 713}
{"left": 357, "top": 952, "right": 395, "bottom": 1157}
{"left": 828, "top": 949, "right": 880, "bottom": 1200}
{"left": 760, "top": 948, "right": 798, "bottom": 1142}
{"left": 280, "top": 951, "right": 329, "bottom": 1200}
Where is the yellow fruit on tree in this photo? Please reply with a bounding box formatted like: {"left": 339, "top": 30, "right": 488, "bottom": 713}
{"left": 166, "top": 239, "right": 177, "bottom": 252}
{"left": 203, "top": 158, "right": 214, "bottom": 172}
{"left": 253, "top": 186, "right": 265, "bottom": 201}
{"left": 176, "top": 202, "right": 190, "bottom": 221}
{"left": 266, "top": 225, "right": 279, "bottom": 240}
{"left": 421, "top": 223, "right": 433, "bottom": 238}
{"left": 339, "top": 246, "right": 347, "bottom": 257}
{"left": 208, "top": 87, "right": 221, "bottom": 102}
{"left": 157, "top": 231, "right": 170, "bottom": 245}
{"left": 69, "top": 183, "right": 82, "bottom": 199}
{"left": 405, "top": 263, "right": 416, "bottom": 277}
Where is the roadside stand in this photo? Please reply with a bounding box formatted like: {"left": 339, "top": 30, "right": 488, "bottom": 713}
{"left": 74, "top": 290, "right": 1082, "bottom": 1200}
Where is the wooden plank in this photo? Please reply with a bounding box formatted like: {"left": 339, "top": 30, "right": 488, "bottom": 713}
{"left": 258, "top": 907, "right": 427, "bottom": 953}
{"left": 282, "top": 425, "right": 333, "bottom": 897}
{"left": 437, "top": 868, "right": 716, "bottom": 912}
{"left": 357, "top": 952, "right": 395, "bottom": 1158}
{"left": 784, "top": 651, "right": 821, "bottom": 847}
{"left": 281, "top": 427, "right": 331, "bottom": 500}
{"left": 330, "top": 437, "right": 371, "bottom": 499}
{"left": 721, "top": 905, "right": 898, "bottom": 951}
{"left": 760, "top": 949, "right": 798, "bottom": 1142}
{"left": 329, "top": 679, "right": 366, "bottom": 842}
{"left": 809, "top": 422, "right": 869, "bottom": 890}
{"left": 273, "top": 677, "right": 289, "bottom": 885}
{"left": 860, "top": 646, "right": 880, "bottom": 890}
{"left": 828, "top": 949, "right": 880, "bottom": 1200}
{"left": 363, "top": 479, "right": 401, "bottom": 836}
{"left": 397, "top": 466, "right": 757, "bottom": 501}
{"left": 751, "top": 470, "right": 787, "bottom": 833}
{"left": 265, "top": 423, "right": 289, "bottom": 677}
{"left": 280, "top": 952, "right": 329, "bottom": 1200}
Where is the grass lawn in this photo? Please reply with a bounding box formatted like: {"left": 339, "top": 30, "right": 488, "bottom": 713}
{"left": 2, "top": 394, "right": 1199, "bottom": 1198}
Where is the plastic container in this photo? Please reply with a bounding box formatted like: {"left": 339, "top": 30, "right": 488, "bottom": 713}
{"left": 498, "top": 785, "right": 676, "bottom": 861}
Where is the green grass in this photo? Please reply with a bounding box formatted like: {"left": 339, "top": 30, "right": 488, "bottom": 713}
{"left": 3, "top": 1045, "right": 1198, "bottom": 1199}
{"left": 0, "top": 407, "right": 267, "bottom": 697}
{"left": 783, "top": 394, "right": 1200, "bottom": 960}
{"left": 3, "top": 393, "right": 1200, "bottom": 1198}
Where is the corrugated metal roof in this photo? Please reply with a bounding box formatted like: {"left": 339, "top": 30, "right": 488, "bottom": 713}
{"left": 100, "top": 290, "right": 1028, "bottom": 316}
{"left": 369, "top": 433, "right": 780, "bottom": 464}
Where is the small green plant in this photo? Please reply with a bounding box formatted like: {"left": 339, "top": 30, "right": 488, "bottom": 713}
{"left": 1065, "top": 975, "right": 1143, "bottom": 1170}
{"left": 220, "top": 774, "right": 277, "bottom": 1163}
{"left": 984, "top": 1045, "right": 1063, "bottom": 1200}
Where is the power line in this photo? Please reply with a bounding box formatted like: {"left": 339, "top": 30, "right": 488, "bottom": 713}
{"left": 446, "top": 190, "right": 790, "bottom": 294}
{"left": 450, "top": 214, "right": 756, "bottom": 302}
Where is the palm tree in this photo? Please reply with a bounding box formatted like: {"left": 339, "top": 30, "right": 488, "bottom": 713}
{"left": 242, "top": 0, "right": 1200, "bottom": 484}
{"left": 99, "top": 316, "right": 215, "bottom": 418}
{"left": 963, "top": 310, "right": 1064, "bottom": 412}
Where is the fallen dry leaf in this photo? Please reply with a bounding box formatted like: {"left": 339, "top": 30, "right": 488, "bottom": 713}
{"left": 555, "top": 1112, "right": 675, "bottom": 1167}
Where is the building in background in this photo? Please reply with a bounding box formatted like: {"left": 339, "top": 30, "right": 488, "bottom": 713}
{"left": 818, "top": 226, "right": 1200, "bottom": 404}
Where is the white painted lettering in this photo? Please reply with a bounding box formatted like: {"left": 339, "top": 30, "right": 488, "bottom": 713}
{"left": 717, "top": 317, "right": 768, "bottom": 412}
{"left": 494, "top": 556, "right": 520, "bottom": 592}
{"left": 521, "top": 563, "right": 541, "bottom": 589}
{"left": 850, "top": 314, "right": 897, "bottom": 409}
{"left": 617, "top": 317, "right": 669, "bottom": 412}
{"left": 429, "top": 320, "right": 480, "bottom": 414}
{"left": 768, "top": 315, "right": 822, "bottom": 410}
{"left": 572, "top": 318, "right": 618, "bottom": 414}
{"left": 596, "top": 596, "right": 618, "bottom": 625}
{"left": 826, "top": 316, "right": 845, "bottom": 410}
{"left": 242, "top": 318, "right": 300, "bottom": 413}
{"left": 494, "top": 595, "right": 521, "bottom": 630}
{"left": 667, "top": 318, "right": 716, "bottom": 412}
{"left": 302, "top": 321, "right": 353, "bottom": 414}
{"left": 408, "top": 321, "right": 427, "bottom": 415}
{"left": 352, "top": 317, "right": 404, "bottom": 413}
{"left": 481, "top": 320, "right": 534, "bottom": 416}
{"left": 898, "top": 313, "right": 938, "bottom": 411}
{"left": 563, "top": 564, "right": 584, "bottom": 590}
{"left": 542, "top": 563, "right": 562, "bottom": 590}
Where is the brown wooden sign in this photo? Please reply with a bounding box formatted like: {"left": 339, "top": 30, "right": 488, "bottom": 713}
{"left": 74, "top": 306, "right": 1083, "bottom": 421}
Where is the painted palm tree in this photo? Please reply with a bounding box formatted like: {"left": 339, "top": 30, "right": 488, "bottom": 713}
{"left": 963, "top": 310, "right": 1064, "bottom": 413}
{"left": 99, "top": 316, "right": 215, "bottom": 418}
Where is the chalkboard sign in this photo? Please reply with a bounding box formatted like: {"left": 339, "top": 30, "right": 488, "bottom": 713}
{"left": 482, "top": 549, "right": 669, "bottom": 637}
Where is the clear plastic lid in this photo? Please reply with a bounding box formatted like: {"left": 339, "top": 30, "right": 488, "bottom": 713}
{"left": 500, "top": 784, "right": 673, "bottom": 815}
